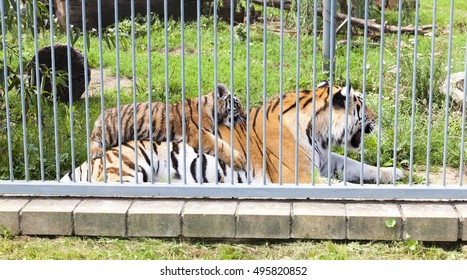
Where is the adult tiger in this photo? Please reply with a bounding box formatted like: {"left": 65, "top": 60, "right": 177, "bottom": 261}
{"left": 62, "top": 81, "right": 404, "bottom": 183}
{"left": 89, "top": 83, "right": 246, "bottom": 170}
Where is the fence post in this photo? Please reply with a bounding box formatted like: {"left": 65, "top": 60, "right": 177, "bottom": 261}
{"left": 322, "top": 0, "right": 336, "bottom": 74}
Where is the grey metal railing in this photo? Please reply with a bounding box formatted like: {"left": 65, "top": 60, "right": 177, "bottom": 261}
{"left": 0, "top": 0, "right": 466, "bottom": 199}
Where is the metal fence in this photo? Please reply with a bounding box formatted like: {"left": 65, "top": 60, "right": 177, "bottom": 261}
{"left": 0, "top": 0, "right": 466, "bottom": 199}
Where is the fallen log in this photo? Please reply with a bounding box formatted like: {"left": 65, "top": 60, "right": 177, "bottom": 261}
{"left": 322, "top": 8, "right": 432, "bottom": 35}
{"left": 250, "top": 0, "right": 431, "bottom": 36}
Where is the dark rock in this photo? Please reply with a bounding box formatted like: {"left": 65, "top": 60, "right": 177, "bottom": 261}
{"left": 28, "top": 43, "right": 91, "bottom": 103}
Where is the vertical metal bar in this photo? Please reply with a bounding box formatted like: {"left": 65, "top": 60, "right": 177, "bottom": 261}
{"left": 47, "top": 0, "right": 61, "bottom": 181}
{"left": 246, "top": 0, "right": 251, "bottom": 184}
{"left": 343, "top": 0, "right": 353, "bottom": 184}
{"left": 327, "top": 0, "right": 336, "bottom": 184}
{"left": 408, "top": 0, "right": 420, "bottom": 185}
{"left": 425, "top": 0, "right": 437, "bottom": 186}
{"left": 65, "top": 0, "right": 76, "bottom": 181}
{"left": 164, "top": 0, "right": 171, "bottom": 183}
{"left": 262, "top": 0, "right": 267, "bottom": 185}
{"left": 460, "top": 38, "right": 467, "bottom": 186}
{"left": 81, "top": 0, "right": 91, "bottom": 182}
{"left": 322, "top": 0, "right": 331, "bottom": 73}
{"left": 359, "top": 0, "right": 369, "bottom": 185}
{"left": 230, "top": 0, "right": 236, "bottom": 184}
{"left": 97, "top": 0, "right": 107, "bottom": 182}
{"left": 214, "top": 0, "right": 219, "bottom": 184}
{"left": 147, "top": 0, "right": 155, "bottom": 183}
{"left": 16, "top": 0, "right": 29, "bottom": 181}
{"left": 180, "top": 0, "right": 187, "bottom": 184}
{"left": 131, "top": 0, "right": 139, "bottom": 183}
{"left": 115, "top": 0, "right": 123, "bottom": 183}
{"left": 311, "top": 0, "right": 318, "bottom": 185}
{"left": 442, "top": 0, "right": 454, "bottom": 186}
{"left": 32, "top": 0, "right": 45, "bottom": 181}
{"left": 0, "top": 1, "right": 14, "bottom": 180}
{"left": 392, "top": 0, "right": 404, "bottom": 186}
{"left": 278, "top": 0, "right": 283, "bottom": 185}
{"left": 197, "top": 0, "right": 203, "bottom": 185}
{"left": 376, "top": 0, "right": 386, "bottom": 185}
{"left": 295, "top": 0, "right": 301, "bottom": 185}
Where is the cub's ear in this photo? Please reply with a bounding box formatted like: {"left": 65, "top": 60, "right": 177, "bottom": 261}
{"left": 332, "top": 87, "right": 347, "bottom": 109}
{"left": 216, "top": 83, "right": 230, "bottom": 100}
{"left": 317, "top": 80, "right": 329, "bottom": 88}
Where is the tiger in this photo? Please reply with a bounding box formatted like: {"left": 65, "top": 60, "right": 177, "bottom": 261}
{"left": 89, "top": 83, "right": 246, "bottom": 170}
{"left": 62, "top": 81, "right": 404, "bottom": 184}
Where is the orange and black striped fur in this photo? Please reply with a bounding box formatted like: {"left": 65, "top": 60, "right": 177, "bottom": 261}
{"left": 65, "top": 81, "right": 404, "bottom": 184}
{"left": 216, "top": 80, "right": 403, "bottom": 183}
{"left": 89, "top": 83, "right": 246, "bottom": 170}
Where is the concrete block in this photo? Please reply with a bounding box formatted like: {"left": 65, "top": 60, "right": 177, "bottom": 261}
{"left": 0, "top": 198, "right": 29, "bottom": 235}
{"left": 401, "top": 204, "right": 459, "bottom": 242}
{"left": 454, "top": 203, "right": 467, "bottom": 241}
{"left": 21, "top": 199, "right": 80, "bottom": 235}
{"left": 237, "top": 202, "right": 290, "bottom": 239}
{"left": 292, "top": 202, "right": 346, "bottom": 239}
{"left": 74, "top": 199, "right": 132, "bottom": 237}
{"left": 347, "top": 203, "right": 402, "bottom": 241}
{"left": 183, "top": 201, "right": 237, "bottom": 238}
{"left": 128, "top": 200, "right": 184, "bottom": 237}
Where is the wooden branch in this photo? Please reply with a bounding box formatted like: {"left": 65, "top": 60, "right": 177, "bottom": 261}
{"left": 336, "top": 17, "right": 348, "bottom": 34}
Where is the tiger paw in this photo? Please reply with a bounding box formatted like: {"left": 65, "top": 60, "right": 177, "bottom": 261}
{"left": 232, "top": 151, "right": 246, "bottom": 170}
{"left": 380, "top": 167, "right": 404, "bottom": 183}
{"left": 90, "top": 146, "right": 104, "bottom": 160}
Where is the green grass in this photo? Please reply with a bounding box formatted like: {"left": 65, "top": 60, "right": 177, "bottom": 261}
{"left": 0, "top": 236, "right": 466, "bottom": 260}
{"left": 0, "top": 0, "right": 466, "bottom": 181}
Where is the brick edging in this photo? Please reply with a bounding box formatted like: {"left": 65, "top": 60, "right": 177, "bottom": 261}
{"left": 0, "top": 197, "right": 466, "bottom": 242}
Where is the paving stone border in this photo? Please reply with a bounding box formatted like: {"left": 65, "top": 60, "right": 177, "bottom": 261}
{"left": 0, "top": 197, "right": 465, "bottom": 242}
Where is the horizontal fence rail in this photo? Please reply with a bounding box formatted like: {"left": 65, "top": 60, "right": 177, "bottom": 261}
{"left": 0, "top": 0, "right": 466, "bottom": 199}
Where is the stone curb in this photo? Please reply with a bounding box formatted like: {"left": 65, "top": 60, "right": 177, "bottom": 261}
{"left": 0, "top": 197, "right": 466, "bottom": 242}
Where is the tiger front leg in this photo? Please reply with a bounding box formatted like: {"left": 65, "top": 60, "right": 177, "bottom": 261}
{"left": 325, "top": 152, "right": 404, "bottom": 183}
{"left": 89, "top": 120, "right": 105, "bottom": 159}
{"left": 190, "top": 130, "right": 246, "bottom": 170}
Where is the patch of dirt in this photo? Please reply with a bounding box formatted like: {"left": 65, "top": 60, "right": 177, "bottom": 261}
{"left": 86, "top": 68, "right": 133, "bottom": 97}
{"left": 414, "top": 166, "right": 467, "bottom": 186}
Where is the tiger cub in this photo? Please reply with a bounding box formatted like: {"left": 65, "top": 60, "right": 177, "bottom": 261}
{"left": 89, "top": 83, "right": 246, "bottom": 170}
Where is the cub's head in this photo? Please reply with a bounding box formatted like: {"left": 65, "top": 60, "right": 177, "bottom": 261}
{"left": 307, "top": 81, "right": 376, "bottom": 151}
{"left": 216, "top": 83, "right": 246, "bottom": 126}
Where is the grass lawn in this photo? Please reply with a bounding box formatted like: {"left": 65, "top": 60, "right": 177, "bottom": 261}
{"left": 1, "top": 0, "right": 466, "bottom": 182}
{"left": 1, "top": 236, "right": 466, "bottom": 260}
{"left": 0, "top": 0, "right": 467, "bottom": 261}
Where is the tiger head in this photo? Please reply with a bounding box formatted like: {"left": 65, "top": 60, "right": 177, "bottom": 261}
{"left": 322, "top": 81, "right": 376, "bottom": 150}
{"left": 216, "top": 83, "right": 246, "bottom": 126}
{"left": 296, "top": 81, "right": 376, "bottom": 152}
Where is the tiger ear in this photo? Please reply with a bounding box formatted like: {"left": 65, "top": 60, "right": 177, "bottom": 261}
{"left": 216, "top": 83, "right": 230, "bottom": 100}
{"left": 332, "top": 87, "right": 347, "bottom": 109}
{"left": 340, "top": 84, "right": 352, "bottom": 96}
